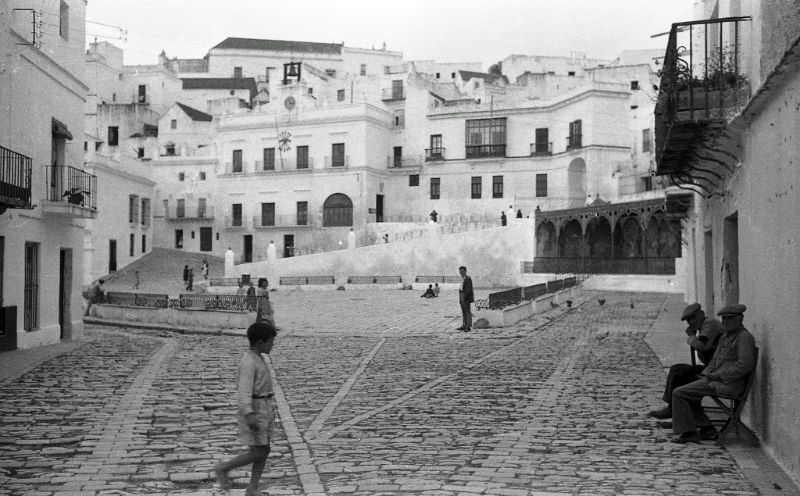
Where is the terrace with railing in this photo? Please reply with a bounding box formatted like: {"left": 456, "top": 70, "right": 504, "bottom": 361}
{"left": 530, "top": 142, "right": 553, "bottom": 156}
{"left": 253, "top": 214, "right": 311, "bottom": 228}
{"left": 386, "top": 155, "right": 422, "bottom": 168}
{"left": 425, "top": 147, "right": 446, "bottom": 161}
{"left": 0, "top": 145, "right": 32, "bottom": 213}
{"left": 465, "top": 144, "right": 506, "bottom": 159}
{"left": 655, "top": 16, "right": 751, "bottom": 177}
{"left": 42, "top": 165, "right": 98, "bottom": 217}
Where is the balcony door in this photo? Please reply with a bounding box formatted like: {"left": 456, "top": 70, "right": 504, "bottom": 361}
{"left": 376, "top": 194, "right": 384, "bottom": 223}
{"left": 108, "top": 239, "right": 117, "bottom": 272}
{"left": 59, "top": 248, "right": 72, "bottom": 339}
{"left": 200, "top": 227, "right": 213, "bottom": 252}
{"left": 243, "top": 235, "right": 253, "bottom": 263}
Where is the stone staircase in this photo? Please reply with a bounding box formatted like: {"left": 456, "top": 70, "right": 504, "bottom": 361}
{"left": 102, "top": 248, "right": 224, "bottom": 296}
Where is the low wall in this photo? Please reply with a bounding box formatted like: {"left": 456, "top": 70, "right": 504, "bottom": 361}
{"left": 230, "top": 220, "right": 535, "bottom": 289}
{"left": 475, "top": 288, "right": 577, "bottom": 327}
{"left": 91, "top": 304, "right": 254, "bottom": 329}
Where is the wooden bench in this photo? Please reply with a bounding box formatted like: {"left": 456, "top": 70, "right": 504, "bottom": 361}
{"left": 707, "top": 347, "right": 759, "bottom": 445}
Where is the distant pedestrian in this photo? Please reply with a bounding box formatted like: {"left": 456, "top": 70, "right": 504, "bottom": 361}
{"left": 246, "top": 283, "right": 257, "bottom": 311}
{"left": 133, "top": 270, "right": 140, "bottom": 290}
{"left": 516, "top": 209, "right": 523, "bottom": 219}
{"left": 429, "top": 210, "right": 438, "bottom": 223}
{"left": 215, "top": 321, "right": 277, "bottom": 495}
{"left": 535, "top": 205, "right": 542, "bottom": 213}
{"left": 500, "top": 211, "right": 507, "bottom": 226}
{"left": 420, "top": 284, "right": 436, "bottom": 298}
{"left": 507, "top": 205, "right": 515, "bottom": 221}
{"left": 433, "top": 283, "right": 440, "bottom": 296}
{"left": 186, "top": 268, "right": 194, "bottom": 291}
{"left": 457, "top": 266, "right": 474, "bottom": 332}
{"left": 83, "top": 278, "right": 106, "bottom": 316}
{"left": 183, "top": 265, "right": 189, "bottom": 286}
{"left": 256, "top": 278, "right": 274, "bottom": 324}
{"left": 202, "top": 259, "right": 209, "bottom": 279}
{"left": 383, "top": 233, "right": 389, "bottom": 243}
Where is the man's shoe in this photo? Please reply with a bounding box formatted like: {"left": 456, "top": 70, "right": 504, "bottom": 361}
{"left": 658, "top": 421, "right": 673, "bottom": 429}
{"left": 699, "top": 427, "right": 719, "bottom": 441}
{"left": 671, "top": 431, "right": 702, "bottom": 444}
{"left": 648, "top": 407, "right": 672, "bottom": 419}
{"left": 456, "top": 327, "right": 465, "bottom": 331}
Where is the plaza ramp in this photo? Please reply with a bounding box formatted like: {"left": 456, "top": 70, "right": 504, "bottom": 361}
{"left": 102, "top": 247, "right": 223, "bottom": 294}
{"left": 230, "top": 220, "right": 534, "bottom": 288}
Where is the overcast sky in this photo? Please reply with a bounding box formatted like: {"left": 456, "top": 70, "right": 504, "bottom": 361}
{"left": 85, "top": 1, "right": 693, "bottom": 68}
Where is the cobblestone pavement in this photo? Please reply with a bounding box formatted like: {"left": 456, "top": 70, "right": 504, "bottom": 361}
{"left": 0, "top": 290, "right": 763, "bottom": 495}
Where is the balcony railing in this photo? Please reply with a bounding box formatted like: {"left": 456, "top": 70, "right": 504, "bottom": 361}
{"left": 465, "top": 144, "right": 506, "bottom": 159}
{"left": 381, "top": 87, "right": 405, "bottom": 101}
{"left": 425, "top": 148, "right": 446, "bottom": 161}
{"left": 566, "top": 135, "right": 582, "bottom": 150}
{"left": 324, "top": 155, "right": 349, "bottom": 168}
{"left": 43, "top": 165, "right": 97, "bottom": 211}
{"left": 530, "top": 142, "right": 553, "bottom": 156}
{"left": 166, "top": 205, "right": 215, "bottom": 221}
{"left": 387, "top": 155, "right": 422, "bottom": 168}
{"left": 224, "top": 162, "right": 248, "bottom": 174}
{"left": 0, "top": 145, "right": 32, "bottom": 211}
{"left": 224, "top": 216, "right": 246, "bottom": 229}
{"left": 527, "top": 257, "right": 676, "bottom": 275}
{"left": 655, "top": 16, "right": 751, "bottom": 174}
{"left": 253, "top": 214, "right": 311, "bottom": 228}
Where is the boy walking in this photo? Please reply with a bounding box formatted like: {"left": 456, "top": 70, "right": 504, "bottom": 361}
{"left": 215, "top": 321, "right": 277, "bottom": 495}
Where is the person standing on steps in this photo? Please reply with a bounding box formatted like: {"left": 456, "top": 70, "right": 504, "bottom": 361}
{"left": 183, "top": 264, "right": 189, "bottom": 288}
{"left": 457, "top": 266, "right": 474, "bottom": 332}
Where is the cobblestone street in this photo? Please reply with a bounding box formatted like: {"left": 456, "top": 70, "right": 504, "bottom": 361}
{"left": 0, "top": 291, "right": 764, "bottom": 495}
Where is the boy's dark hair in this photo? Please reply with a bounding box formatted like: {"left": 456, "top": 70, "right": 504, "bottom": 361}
{"left": 247, "top": 321, "right": 276, "bottom": 345}
{"left": 459, "top": 266, "right": 467, "bottom": 271}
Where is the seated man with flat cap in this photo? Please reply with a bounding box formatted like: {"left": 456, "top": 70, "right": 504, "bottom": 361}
{"left": 670, "top": 304, "right": 756, "bottom": 443}
{"left": 649, "top": 303, "right": 722, "bottom": 420}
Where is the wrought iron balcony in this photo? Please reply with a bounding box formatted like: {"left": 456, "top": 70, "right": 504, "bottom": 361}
{"left": 530, "top": 142, "right": 553, "bottom": 156}
{"left": 425, "top": 147, "right": 446, "bottom": 161}
{"left": 465, "top": 144, "right": 506, "bottom": 159}
{"left": 566, "top": 134, "right": 582, "bottom": 150}
{"left": 253, "top": 214, "right": 311, "bottom": 228}
{"left": 224, "top": 215, "right": 246, "bottom": 229}
{"left": 655, "top": 16, "right": 751, "bottom": 176}
{"left": 42, "top": 165, "right": 97, "bottom": 218}
{"left": 381, "top": 87, "right": 405, "bottom": 101}
{"left": 0, "top": 145, "right": 32, "bottom": 213}
{"left": 386, "top": 155, "right": 422, "bottom": 168}
{"left": 324, "top": 155, "right": 349, "bottom": 168}
{"left": 525, "top": 257, "right": 676, "bottom": 275}
{"left": 166, "top": 205, "right": 215, "bottom": 221}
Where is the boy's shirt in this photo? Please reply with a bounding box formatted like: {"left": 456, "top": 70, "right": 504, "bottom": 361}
{"left": 236, "top": 350, "right": 273, "bottom": 416}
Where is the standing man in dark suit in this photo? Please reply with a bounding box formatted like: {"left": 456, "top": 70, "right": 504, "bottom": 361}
{"left": 458, "top": 266, "right": 474, "bottom": 332}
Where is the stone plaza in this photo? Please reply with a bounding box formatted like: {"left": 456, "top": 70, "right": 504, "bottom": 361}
{"left": 2, "top": 289, "right": 795, "bottom": 496}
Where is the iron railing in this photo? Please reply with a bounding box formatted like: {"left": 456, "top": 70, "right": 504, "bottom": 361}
{"left": 0, "top": 145, "right": 32, "bottom": 209}
{"left": 253, "top": 214, "right": 310, "bottom": 228}
{"left": 381, "top": 87, "right": 405, "bottom": 100}
{"left": 465, "top": 144, "right": 506, "bottom": 158}
{"left": 178, "top": 294, "right": 256, "bottom": 312}
{"left": 324, "top": 155, "right": 349, "bottom": 168}
{"left": 44, "top": 165, "right": 97, "bottom": 210}
{"left": 387, "top": 155, "right": 422, "bottom": 168}
{"left": 425, "top": 148, "right": 446, "bottom": 161}
{"left": 224, "top": 216, "right": 246, "bottom": 229}
{"left": 347, "top": 276, "right": 403, "bottom": 284}
{"left": 527, "top": 257, "right": 676, "bottom": 275}
{"left": 566, "top": 134, "right": 582, "bottom": 150}
{"left": 655, "top": 16, "right": 751, "bottom": 171}
{"left": 105, "top": 292, "right": 169, "bottom": 308}
{"left": 166, "top": 205, "right": 215, "bottom": 220}
{"left": 530, "top": 142, "right": 553, "bottom": 155}
{"left": 415, "top": 275, "right": 463, "bottom": 284}
{"left": 279, "top": 276, "right": 335, "bottom": 285}
{"left": 486, "top": 277, "right": 577, "bottom": 310}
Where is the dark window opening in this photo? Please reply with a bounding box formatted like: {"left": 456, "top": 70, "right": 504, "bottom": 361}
{"left": 232, "top": 149, "right": 243, "bottom": 173}
{"left": 492, "top": 175, "right": 503, "bottom": 198}
{"left": 296, "top": 145, "right": 309, "bottom": 169}
{"left": 296, "top": 201, "right": 308, "bottom": 226}
{"left": 108, "top": 126, "right": 119, "bottom": 147}
{"left": 430, "top": 177, "right": 440, "bottom": 200}
{"left": 332, "top": 143, "right": 345, "bottom": 167}
{"left": 471, "top": 176, "right": 482, "bottom": 199}
{"left": 261, "top": 203, "right": 275, "bottom": 226}
{"left": 465, "top": 118, "right": 506, "bottom": 158}
{"left": 536, "top": 173, "right": 548, "bottom": 197}
{"left": 409, "top": 174, "right": 419, "bottom": 187}
{"left": 263, "top": 147, "right": 275, "bottom": 170}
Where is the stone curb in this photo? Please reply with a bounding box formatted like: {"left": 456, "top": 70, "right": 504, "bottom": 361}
{"left": 83, "top": 317, "right": 246, "bottom": 337}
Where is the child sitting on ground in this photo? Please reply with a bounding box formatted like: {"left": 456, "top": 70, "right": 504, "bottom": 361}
{"left": 215, "top": 321, "right": 277, "bottom": 496}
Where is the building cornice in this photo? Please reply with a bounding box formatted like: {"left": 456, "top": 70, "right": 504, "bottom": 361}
{"left": 217, "top": 104, "right": 393, "bottom": 132}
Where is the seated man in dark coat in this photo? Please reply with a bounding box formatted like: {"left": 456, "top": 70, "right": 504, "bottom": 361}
{"left": 670, "top": 304, "right": 756, "bottom": 443}
{"left": 649, "top": 303, "right": 722, "bottom": 419}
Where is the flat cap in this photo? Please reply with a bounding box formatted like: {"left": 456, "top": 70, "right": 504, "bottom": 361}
{"left": 681, "top": 303, "right": 701, "bottom": 320}
{"left": 717, "top": 304, "right": 747, "bottom": 316}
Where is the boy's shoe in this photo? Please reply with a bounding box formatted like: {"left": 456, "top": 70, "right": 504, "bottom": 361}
{"left": 456, "top": 326, "right": 465, "bottom": 331}
{"left": 648, "top": 407, "right": 672, "bottom": 419}
{"left": 699, "top": 426, "right": 719, "bottom": 440}
{"left": 671, "top": 431, "right": 702, "bottom": 444}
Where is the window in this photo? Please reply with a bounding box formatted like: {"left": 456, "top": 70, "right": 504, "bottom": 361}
{"left": 130, "top": 233, "right": 135, "bottom": 257}
{"left": 436, "top": 72, "right": 441, "bottom": 79}
{"left": 165, "top": 143, "right": 176, "bottom": 156}
{"left": 536, "top": 174, "right": 548, "bottom": 197}
{"left": 178, "top": 172, "right": 185, "bottom": 181}
{"left": 471, "top": 177, "right": 482, "bottom": 199}
{"left": 128, "top": 195, "right": 139, "bottom": 224}
{"left": 642, "top": 128, "right": 652, "bottom": 153}
{"left": 23, "top": 242, "right": 39, "bottom": 331}
{"left": 141, "top": 234, "right": 147, "bottom": 253}
{"left": 568, "top": 71, "right": 575, "bottom": 76}
{"left": 260, "top": 203, "right": 275, "bottom": 226}
{"left": 409, "top": 174, "right": 419, "bottom": 187}
{"left": 492, "top": 175, "right": 503, "bottom": 198}
{"left": 427, "top": 134, "right": 444, "bottom": 160}
{"left": 337, "top": 89, "right": 345, "bottom": 101}
{"left": 175, "top": 230, "right": 183, "bottom": 249}
{"left": 234, "top": 66, "right": 243, "bottom": 78}
{"left": 391, "top": 80, "right": 404, "bottom": 99}
{"left": 323, "top": 193, "right": 353, "bottom": 227}
{"left": 170, "top": 119, "right": 177, "bottom": 129}
{"left": 451, "top": 72, "right": 455, "bottom": 78}
{"left": 137, "top": 147, "right": 144, "bottom": 159}
{"left": 331, "top": 143, "right": 345, "bottom": 167}
{"left": 163, "top": 199, "right": 168, "bottom": 217}
{"left": 199, "top": 171, "right": 206, "bottom": 180}
{"left": 296, "top": 201, "right": 308, "bottom": 226}
{"left": 232, "top": 203, "right": 243, "bottom": 227}
{"left": 534, "top": 128, "right": 550, "bottom": 154}
{"left": 296, "top": 145, "right": 309, "bottom": 169}
{"left": 108, "top": 126, "right": 119, "bottom": 147}
{"left": 393, "top": 146, "right": 402, "bottom": 168}
{"left": 360, "top": 64, "right": 367, "bottom": 76}
{"left": 630, "top": 80, "right": 640, "bottom": 90}
{"left": 198, "top": 198, "right": 207, "bottom": 218}
{"left": 141, "top": 198, "right": 150, "bottom": 226}
{"left": 465, "top": 118, "right": 506, "bottom": 158}
{"left": 232, "top": 149, "right": 243, "bottom": 173}
{"left": 263, "top": 147, "right": 275, "bottom": 170}
{"left": 642, "top": 176, "right": 653, "bottom": 192}
{"left": 138, "top": 85, "right": 146, "bottom": 103}
{"left": 59, "top": 1, "right": 69, "bottom": 40}
{"left": 177, "top": 199, "right": 185, "bottom": 218}
{"left": 568, "top": 119, "right": 582, "bottom": 149}
{"left": 430, "top": 177, "right": 440, "bottom": 199}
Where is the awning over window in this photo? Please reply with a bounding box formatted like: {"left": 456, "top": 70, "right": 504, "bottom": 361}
{"left": 144, "top": 124, "right": 159, "bottom": 137}
{"left": 52, "top": 118, "right": 73, "bottom": 140}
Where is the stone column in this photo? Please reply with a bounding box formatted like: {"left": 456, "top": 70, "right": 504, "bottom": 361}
{"left": 224, "top": 247, "right": 234, "bottom": 277}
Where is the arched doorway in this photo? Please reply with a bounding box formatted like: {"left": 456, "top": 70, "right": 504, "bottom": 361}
{"left": 614, "top": 215, "right": 643, "bottom": 258}
{"left": 323, "top": 193, "right": 353, "bottom": 227}
{"left": 558, "top": 220, "right": 583, "bottom": 257}
{"left": 586, "top": 216, "right": 612, "bottom": 257}
{"left": 536, "top": 221, "right": 557, "bottom": 257}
